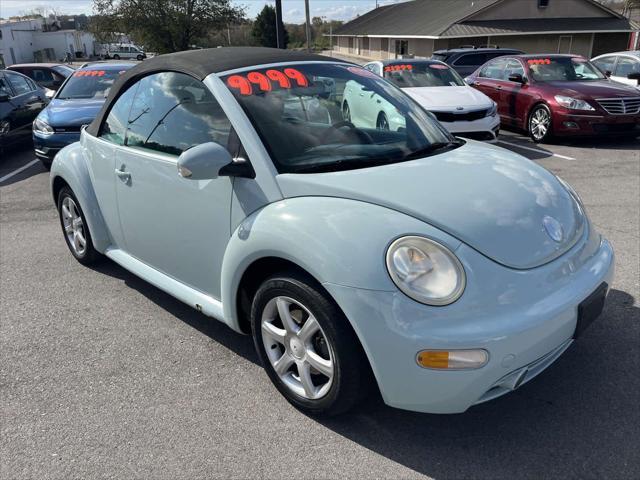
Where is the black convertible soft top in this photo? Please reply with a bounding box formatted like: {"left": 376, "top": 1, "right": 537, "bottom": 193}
{"left": 86, "top": 47, "right": 347, "bottom": 136}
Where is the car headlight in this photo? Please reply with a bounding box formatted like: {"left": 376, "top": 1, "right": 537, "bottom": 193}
{"left": 487, "top": 101, "right": 497, "bottom": 117}
{"left": 554, "top": 95, "right": 594, "bottom": 111}
{"left": 386, "top": 236, "right": 466, "bottom": 306}
{"left": 33, "top": 117, "right": 54, "bottom": 135}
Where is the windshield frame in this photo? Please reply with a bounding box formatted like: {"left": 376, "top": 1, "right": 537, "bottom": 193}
{"left": 527, "top": 56, "right": 606, "bottom": 83}
{"left": 383, "top": 61, "right": 467, "bottom": 88}
{"left": 55, "top": 68, "right": 126, "bottom": 100}
{"left": 218, "top": 61, "right": 457, "bottom": 174}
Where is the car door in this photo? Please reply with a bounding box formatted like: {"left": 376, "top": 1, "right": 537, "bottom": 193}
{"left": 113, "top": 71, "right": 236, "bottom": 298}
{"left": 472, "top": 57, "right": 508, "bottom": 104}
{"left": 500, "top": 59, "right": 528, "bottom": 125}
{"left": 3, "top": 71, "right": 46, "bottom": 137}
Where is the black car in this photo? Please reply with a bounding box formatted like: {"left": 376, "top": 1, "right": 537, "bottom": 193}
{"left": 0, "top": 70, "right": 49, "bottom": 152}
{"left": 7, "top": 63, "right": 75, "bottom": 93}
{"left": 431, "top": 47, "right": 524, "bottom": 77}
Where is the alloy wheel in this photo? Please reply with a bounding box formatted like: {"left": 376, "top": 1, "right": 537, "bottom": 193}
{"left": 377, "top": 113, "right": 389, "bottom": 130}
{"left": 530, "top": 108, "right": 550, "bottom": 141}
{"left": 61, "top": 196, "right": 87, "bottom": 256}
{"left": 261, "top": 296, "right": 334, "bottom": 400}
{"left": 342, "top": 102, "right": 351, "bottom": 122}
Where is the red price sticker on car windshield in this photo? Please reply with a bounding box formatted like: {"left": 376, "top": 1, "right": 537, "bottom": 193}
{"left": 73, "top": 70, "right": 106, "bottom": 77}
{"left": 384, "top": 64, "right": 413, "bottom": 72}
{"left": 226, "top": 68, "right": 308, "bottom": 95}
{"left": 527, "top": 59, "right": 551, "bottom": 65}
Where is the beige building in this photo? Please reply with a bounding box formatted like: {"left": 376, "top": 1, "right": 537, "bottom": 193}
{"left": 332, "top": 0, "right": 639, "bottom": 60}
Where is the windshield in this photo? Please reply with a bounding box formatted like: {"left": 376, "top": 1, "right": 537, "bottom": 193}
{"left": 528, "top": 57, "right": 605, "bottom": 82}
{"left": 56, "top": 69, "right": 126, "bottom": 100}
{"left": 223, "top": 63, "right": 455, "bottom": 174}
{"left": 52, "top": 65, "right": 74, "bottom": 78}
{"left": 384, "top": 62, "right": 466, "bottom": 88}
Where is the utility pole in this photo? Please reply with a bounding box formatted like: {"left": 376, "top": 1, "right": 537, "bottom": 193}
{"left": 304, "top": 0, "right": 311, "bottom": 52}
{"left": 275, "top": 0, "right": 285, "bottom": 49}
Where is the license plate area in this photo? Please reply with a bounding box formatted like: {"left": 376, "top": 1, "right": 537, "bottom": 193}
{"left": 574, "top": 282, "right": 608, "bottom": 338}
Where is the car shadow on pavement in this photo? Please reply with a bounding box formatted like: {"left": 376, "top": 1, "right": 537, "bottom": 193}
{"left": 89, "top": 260, "right": 260, "bottom": 366}
{"left": 318, "top": 288, "right": 639, "bottom": 479}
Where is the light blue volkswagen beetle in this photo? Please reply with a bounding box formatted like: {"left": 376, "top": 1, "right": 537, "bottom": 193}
{"left": 51, "top": 48, "right": 614, "bottom": 415}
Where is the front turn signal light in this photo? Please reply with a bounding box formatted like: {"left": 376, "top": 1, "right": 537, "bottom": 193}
{"left": 416, "top": 349, "right": 488, "bottom": 370}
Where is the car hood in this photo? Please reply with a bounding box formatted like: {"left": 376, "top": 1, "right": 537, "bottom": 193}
{"left": 276, "top": 141, "right": 585, "bottom": 270}
{"left": 543, "top": 79, "right": 640, "bottom": 99}
{"left": 402, "top": 86, "right": 492, "bottom": 110}
{"left": 43, "top": 98, "right": 105, "bottom": 127}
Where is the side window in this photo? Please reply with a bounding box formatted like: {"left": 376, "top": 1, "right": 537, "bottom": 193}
{"left": 504, "top": 59, "right": 525, "bottom": 80}
{"left": 126, "top": 72, "right": 233, "bottom": 156}
{"left": 615, "top": 57, "right": 640, "bottom": 77}
{"left": 32, "top": 69, "right": 54, "bottom": 82}
{"left": 479, "top": 58, "right": 508, "bottom": 79}
{"left": 5, "top": 72, "right": 33, "bottom": 95}
{"left": 593, "top": 56, "right": 616, "bottom": 73}
{"left": 100, "top": 82, "right": 140, "bottom": 145}
{"left": 0, "top": 74, "right": 13, "bottom": 97}
{"left": 454, "top": 53, "right": 487, "bottom": 67}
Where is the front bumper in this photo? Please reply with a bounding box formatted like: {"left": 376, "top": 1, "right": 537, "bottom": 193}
{"left": 439, "top": 114, "right": 500, "bottom": 142}
{"left": 323, "top": 227, "right": 614, "bottom": 414}
{"left": 552, "top": 110, "right": 640, "bottom": 137}
{"left": 33, "top": 131, "right": 81, "bottom": 160}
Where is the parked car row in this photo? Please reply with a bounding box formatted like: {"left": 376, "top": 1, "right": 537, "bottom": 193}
{"left": 1, "top": 61, "right": 135, "bottom": 164}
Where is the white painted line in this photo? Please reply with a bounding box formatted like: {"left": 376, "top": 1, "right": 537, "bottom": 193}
{"left": 0, "top": 159, "right": 41, "bottom": 184}
{"left": 497, "top": 140, "right": 575, "bottom": 161}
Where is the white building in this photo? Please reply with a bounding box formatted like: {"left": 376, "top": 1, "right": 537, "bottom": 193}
{"left": 1, "top": 18, "right": 96, "bottom": 67}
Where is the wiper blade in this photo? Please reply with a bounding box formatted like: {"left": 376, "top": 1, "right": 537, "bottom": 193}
{"left": 291, "top": 156, "right": 384, "bottom": 173}
{"left": 402, "top": 139, "right": 462, "bottom": 160}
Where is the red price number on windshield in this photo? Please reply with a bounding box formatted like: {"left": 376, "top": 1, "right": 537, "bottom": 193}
{"left": 226, "top": 68, "right": 309, "bottom": 95}
{"left": 73, "top": 70, "right": 106, "bottom": 77}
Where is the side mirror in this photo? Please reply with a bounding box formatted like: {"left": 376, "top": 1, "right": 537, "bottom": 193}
{"left": 0, "top": 93, "right": 10, "bottom": 103}
{"left": 177, "top": 142, "right": 254, "bottom": 180}
{"left": 627, "top": 72, "right": 640, "bottom": 81}
{"left": 508, "top": 73, "right": 525, "bottom": 83}
{"left": 605, "top": 70, "right": 612, "bottom": 78}
{"left": 177, "top": 142, "right": 233, "bottom": 180}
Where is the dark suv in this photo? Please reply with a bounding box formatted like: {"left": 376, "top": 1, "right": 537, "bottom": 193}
{"left": 432, "top": 47, "right": 524, "bottom": 77}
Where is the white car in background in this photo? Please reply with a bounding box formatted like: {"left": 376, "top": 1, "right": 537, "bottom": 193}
{"left": 357, "top": 59, "right": 500, "bottom": 142}
{"left": 592, "top": 51, "right": 640, "bottom": 90}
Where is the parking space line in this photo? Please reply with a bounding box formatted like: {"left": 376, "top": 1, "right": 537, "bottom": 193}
{"left": 497, "top": 140, "right": 575, "bottom": 161}
{"left": 0, "top": 159, "right": 40, "bottom": 184}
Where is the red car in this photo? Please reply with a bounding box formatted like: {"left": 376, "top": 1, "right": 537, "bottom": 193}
{"left": 466, "top": 54, "right": 640, "bottom": 142}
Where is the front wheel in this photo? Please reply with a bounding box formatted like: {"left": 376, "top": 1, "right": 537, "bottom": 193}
{"left": 137, "top": 54, "right": 144, "bottom": 61}
{"left": 528, "top": 104, "right": 553, "bottom": 143}
{"left": 57, "top": 187, "right": 101, "bottom": 265}
{"left": 342, "top": 101, "right": 351, "bottom": 122}
{"left": 251, "top": 272, "right": 371, "bottom": 416}
{"left": 112, "top": 54, "right": 120, "bottom": 60}
{"left": 376, "top": 112, "right": 390, "bottom": 130}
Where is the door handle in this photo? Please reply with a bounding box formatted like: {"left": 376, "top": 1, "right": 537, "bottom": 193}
{"left": 115, "top": 166, "right": 131, "bottom": 182}
{"left": 496, "top": 85, "right": 502, "bottom": 90}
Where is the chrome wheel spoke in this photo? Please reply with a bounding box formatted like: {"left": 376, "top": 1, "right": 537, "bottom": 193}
{"left": 61, "top": 204, "right": 72, "bottom": 220}
{"left": 273, "top": 352, "right": 294, "bottom": 376}
{"left": 76, "top": 229, "right": 86, "bottom": 248}
{"left": 276, "top": 297, "right": 298, "bottom": 334}
{"left": 306, "top": 350, "right": 333, "bottom": 378}
{"left": 298, "top": 315, "right": 319, "bottom": 342}
{"left": 298, "top": 361, "right": 317, "bottom": 398}
{"left": 262, "top": 321, "right": 286, "bottom": 345}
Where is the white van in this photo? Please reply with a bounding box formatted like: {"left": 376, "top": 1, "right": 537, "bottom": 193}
{"left": 103, "top": 43, "right": 147, "bottom": 61}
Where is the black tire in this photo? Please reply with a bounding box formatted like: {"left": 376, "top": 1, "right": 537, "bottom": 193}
{"left": 342, "top": 101, "right": 351, "bottom": 122}
{"left": 137, "top": 54, "right": 144, "bottom": 61}
{"left": 528, "top": 104, "right": 553, "bottom": 143}
{"left": 40, "top": 157, "right": 52, "bottom": 170}
{"left": 376, "top": 112, "right": 390, "bottom": 130}
{"left": 251, "top": 271, "right": 372, "bottom": 416}
{"left": 57, "top": 186, "right": 101, "bottom": 265}
{"left": 112, "top": 54, "right": 120, "bottom": 60}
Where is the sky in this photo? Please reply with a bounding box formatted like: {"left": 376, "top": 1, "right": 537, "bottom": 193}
{"left": 0, "top": 0, "right": 404, "bottom": 23}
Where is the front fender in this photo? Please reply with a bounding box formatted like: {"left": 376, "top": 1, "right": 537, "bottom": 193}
{"left": 50, "top": 142, "right": 111, "bottom": 253}
{"left": 220, "top": 196, "right": 462, "bottom": 331}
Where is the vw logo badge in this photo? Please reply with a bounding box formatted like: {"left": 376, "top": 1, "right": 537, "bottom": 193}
{"left": 543, "top": 216, "right": 564, "bottom": 242}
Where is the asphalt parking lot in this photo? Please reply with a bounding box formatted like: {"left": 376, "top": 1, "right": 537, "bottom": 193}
{"left": 1, "top": 131, "right": 639, "bottom": 479}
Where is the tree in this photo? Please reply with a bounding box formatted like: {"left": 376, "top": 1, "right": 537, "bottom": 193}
{"left": 251, "top": 5, "right": 288, "bottom": 48}
{"left": 92, "top": 0, "right": 245, "bottom": 53}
